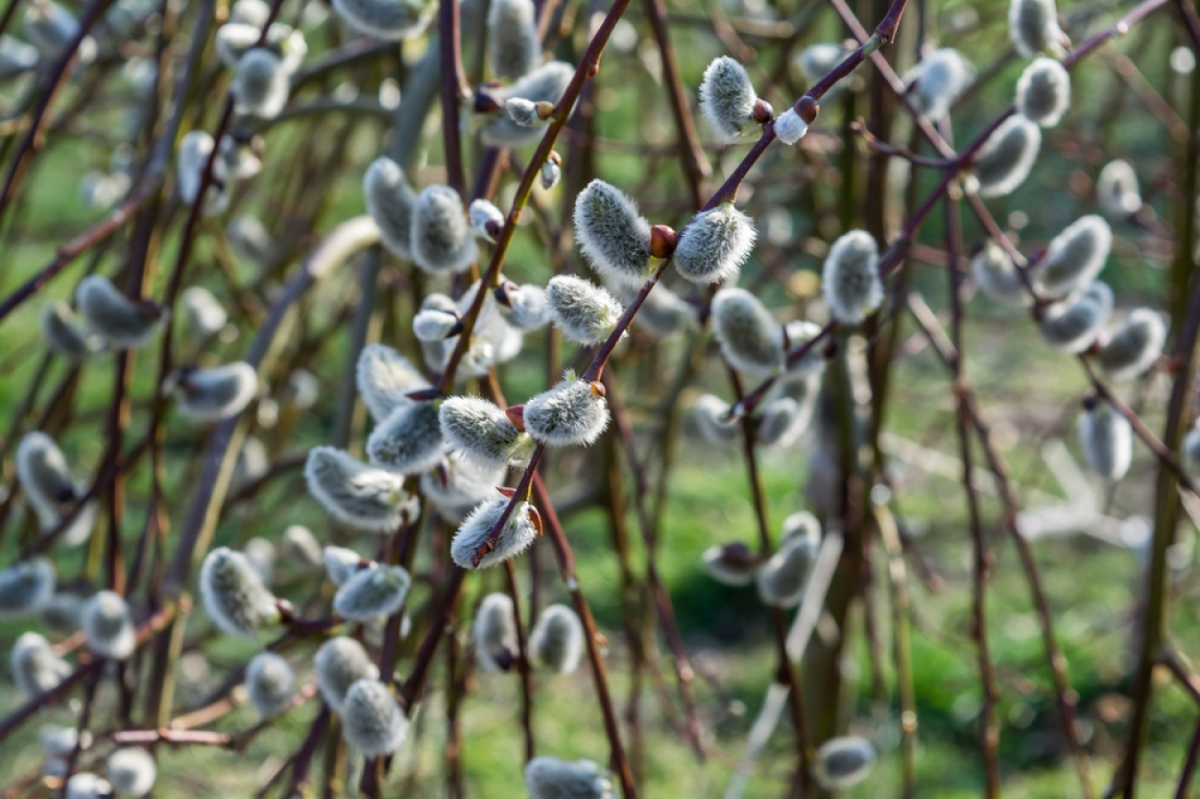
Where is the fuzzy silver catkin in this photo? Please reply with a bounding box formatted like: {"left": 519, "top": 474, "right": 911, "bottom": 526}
{"left": 333, "top": 564, "right": 412, "bottom": 621}
{"left": 524, "top": 377, "right": 610, "bottom": 447}
{"left": 215, "top": 22, "right": 305, "bottom": 72}
{"left": 541, "top": 158, "right": 561, "bottom": 190}
{"left": 440, "top": 396, "right": 534, "bottom": 469}
{"left": 233, "top": 48, "right": 289, "bottom": 118}
{"left": 40, "top": 724, "right": 89, "bottom": 756}
{"left": 282, "top": 525, "right": 323, "bottom": 567}
{"left": 545, "top": 275, "right": 625, "bottom": 344}
{"left": 0, "top": 35, "right": 38, "bottom": 77}
{"left": 106, "top": 748, "right": 156, "bottom": 797}
{"left": 572, "top": 180, "right": 653, "bottom": 288}
{"left": 0, "top": 557, "right": 55, "bottom": 618}
{"left": 972, "top": 116, "right": 1041, "bottom": 198}
{"left": 712, "top": 287, "right": 784, "bottom": 377}
{"left": 757, "top": 397, "right": 809, "bottom": 448}
{"left": 756, "top": 528, "right": 819, "bottom": 608}
{"left": 1097, "top": 159, "right": 1141, "bottom": 217}
{"left": 823, "top": 230, "right": 883, "bottom": 324}
{"left": 306, "top": 446, "right": 415, "bottom": 531}
{"left": 445, "top": 281, "right": 525, "bottom": 378}
{"left": 482, "top": 61, "right": 574, "bottom": 146}
{"left": 692, "top": 394, "right": 738, "bottom": 444}
{"left": 1016, "top": 57, "right": 1070, "bottom": 127}
{"left": 971, "top": 241, "right": 1026, "bottom": 303}
{"left": 40, "top": 301, "right": 97, "bottom": 361}
{"left": 75, "top": 274, "right": 163, "bottom": 350}
{"left": 1036, "top": 215, "right": 1111, "bottom": 296}
{"left": 341, "top": 678, "right": 408, "bottom": 756}
{"left": 774, "top": 107, "right": 809, "bottom": 145}
{"left": 324, "top": 545, "right": 366, "bottom": 586}
{"left": 782, "top": 320, "right": 827, "bottom": 377}
{"left": 82, "top": 590, "right": 135, "bottom": 659}
{"left": 413, "top": 307, "right": 460, "bottom": 341}
{"left": 363, "top": 157, "right": 416, "bottom": 260}
{"left": 525, "top": 757, "right": 615, "bottom": 799}
{"left": 530, "top": 604, "right": 584, "bottom": 674}
{"left": 501, "top": 283, "right": 551, "bottom": 331}
{"left": 181, "top": 286, "right": 227, "bottom": 339}
{"left": 176, "top": 130, "right": 229, "bottom": 215}
{"left": 314, "top": 636, "right": 380, "bottom": 712}
{"left": 813, "top": 736, "right": 877, "bottom": 790}
{"left": 282, "top": 369, "right": 319, "bottom": 410}
{"left": 38, "top": 592, "right": 83, "bottom": 633}
{"left": 229, "top": 0, "right": 270, "bottom": 26}
{"left": 420, "top": 454, "right": 506, "bottom": 521}
{"left": 232, "top": 436, "right": 269, "bottom": 491}
{"left": 16, "top": 431, "right": 81, "bottom": 528}
{"left": 411, "top": 185, "right": 478, "bottom": 275}
{"left": 702, "top": 542, "right": 760, "bottom": 586}
{"left": 172, "top": 362, "right": 258, "bottom": 422}
{"left": 366, "top": 400, "right": 446, "bottom": 475}
{"left": 469, "top": 199, "right": 505, "bottom": 242}
{"left": 699, "top": 56, "right": 761, "bottom": 141}
{"left": 1100, "top": 309, "right": 1166, "bottom": 381}
{"left": 450, "top": 497, "right": 540, "bottom": 569}
{"left": 245, "top": 652, "right": 295, "bottom": 716}
{"left": 356, "top": 343, "right": 429, "bottom": 423}
{"left": 199, "top": 547, "right": 278, "bottom": 637}
{"left": 504, "top": 96, "right": 541, "bottom": 126}
{"left": 1009, "top": 0, "right": 1065, "bottom": 58}
{"left": 1040, "top": 282, "right": 1112, "bottom": 352}
{"left": 1079, "top": 400, "right": 1132, "bottom": 480}
{"left": 331, "top": 0, "right": 433, "bottom": 40}
{"left": 488, "top": 0, "right": 538, "bottom": 79}
{"left": 673, "top": 202, "right": 757, "bottom": 285}
{"left": 474, "top": 592, "right": 518, "bottom": 671}
{"left": 11, "top": 632, "right": 72, "bottom": 697}
{"left": 244, "top": 537, "right": 275, "bottom": 584}
{"left": 905, "top": 48, "right": 971, "bottom": 120}
{"left": 64, "top": 773, "right": 110, "bottom": 799}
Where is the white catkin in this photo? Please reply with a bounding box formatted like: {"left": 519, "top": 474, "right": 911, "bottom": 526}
{"left": 215, "top": 22, "right": 304, "bottom": 71}
{"left": 756, "top": 397, "right": 809, "bottom": 448}
{"left": 420, "top": 454, "right": 506, "bottom": 521}
{"left": 488, "top": 0, "right": 538, "bottom": 80}
{"left": 411, "top": 185, "right": 478, "bottom": 275}
{"left": 106, "top": 748, "right": 156, "bottom": 797}
{"left": 16, "top": 431, "right": 83, "bottom": 530}
{"left": 1016, "top": 57, "right": 1070, "bottom": 127}
{"left": 545, "top": 275, "right": 625, "bottom": 344}
{"left": 795, "top": 42, "right": 852, "bottom": 90}
{"left": 0, "top": 556, "right": 55, "bottom": 618}
{"left": 233, "top": 48, "right": 289, "bottom": 118}
{"left": 366, "top": 400, "right": 446, "bottom": 475}
{"left": 813, "top": 736, "right": 877, "bottom": 790}
{"left": 1099, "top": 308, "right": 1166, "bottom": 381}
{"left": 525, "top": 757, "right": 615, "bottom": 799}
{"left": 692, "top": 394, "right": 738, "bottom": 444}
{"left": 364, "top": 157, "right": 417, "bottom": 260}
{"left": 524, "top": 377, "right": 610, "bottom": 447}
{"left": 501, "top": 283, "right": 551, "bottom": 331}
{"left": 233, "top": 436, "right": 269, "bottom": 490}
{"left": 356, "top": 343, "right": 430, "bottom": 423}
{"left": 413, "top": 307, "right": 460, "bottom": 341}
{"left": 482, "top": 61, "right": 575, "bottom": 146}
{"left": 1097, "top": 159, "right": 1141, "bottom": 217}
{"left": 324, "top": 545, "right": 367, "bottom": 586}
{"left": 176, "top": 130, "right": 228, "bottom": 215}
{"left": 229, "top": 0, "right": 270, "bottom": 26}
{"left": 530, "top": 604, "right": 584, "bottom": 674}
{"left": 450, "top": 497, "right": 540, "bottom": 569}
{"left": 306, "top": 446, "right": 417, "bottom": 531}
{"left": 331, "top": 0, "right": 433, "bottom": 41}
{"left": 38, "top": 592, "right": 84, "bottom": 633}
{"left": 245, "top": 652, "right": 295, "bottom": 716}
{"left": 11, "top": 632, "right": 72, "bottom": 697}
{"left": 199, "top": 547, "right": 279, "bottom": 637}
{"left": 756, "top": 529, "right": 819, "bottom": 608}
{"left": 440, "top": 396, "right": 534, "bottom": 469}
{"left": 971, "top": 241, "right": 1026, "bottom": 303}
{"left": 282, "top": 369, "right": 319, "bottom": 409}
{"left": 40, "top": 724, "right": 88, "bottom": 756}
{"left": 314, "top": 636, "right": 380, "bottom": 713}
{"left": 905, "top": 48, "right": 972, "bottom": 120}
{"left": 172, "top": 362, "right": 258, "bottom": 422}
{"left": 341, "top": 678, "right": 408, "bottom": 756}
{"left": 332, "top": 563, "right": 412, "bottom": 620}
{"left": 1040, "top": 282, "right": 1113, "bottom": 353}
{"left": 782, "top": 320, "right": 827, "bottom": 377}
{"left": 228, "top": 214, "right": 274, "bottom": 264}
{"left": 1009, "top": 0, "right": 1066, "bottom": 58}
{"left": 1079, "top": 400, "right": 1132, "bottom": 480}
{"left": 701, "top": 542, "right": 760, "bottom": 586}
{"left": 822, "top": 230, "right": 883, "bottom": 324}
{"left": 181, "top": 286, "right": 228, "bottom": 338}
{"left": 469, "top": 198, "right": 505, "bottom": 241}
{"left": 712, "top": 287, "right": 784, "bottom": 377}
{"left": 541, "top": 158, "right": 562, "bottom": 189}
{"left": 75, "top": 274, "right": 163, "bottom": 350}
{"left": 40, "top": 301, "right": 97, "bottom": 361}
{"left": 699, "top": 56, "right": 761, "bottom": 141}
{"left": 773, "top": 107, "right": 808, "bottom": 145}
{"left": 1036, "top": 215, "right": 1112, "bottom": 296}
{"left": 673, "top": 202, "right": 758, "bottom": 285}
{"left": 282, "top": 525, "right": 323, "bottom": 567}
{"left": 64, "top": 774, "right": 111, "bottom": 799}
{"left": 572, "top": 180, "right": 653, "bottom": 288}
{"left": 973, "top": 116, "right": 1041, "bottom": 198}
{"left": 244, "top": 537, "right": 275, "bottom": 584}
{"left": 82, "top": 590, "right": 135, "bottom": 659}
{"left": 474, "top": 592, "right": 518, "bottom": 672}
